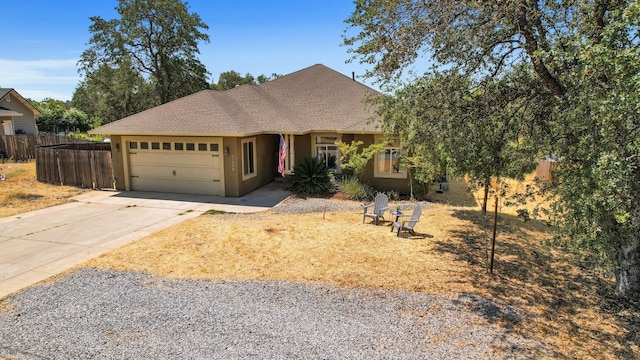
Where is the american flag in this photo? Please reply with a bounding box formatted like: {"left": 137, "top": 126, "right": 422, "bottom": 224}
{"left": 278, "top": 134, "right": 288, "bottom": 177}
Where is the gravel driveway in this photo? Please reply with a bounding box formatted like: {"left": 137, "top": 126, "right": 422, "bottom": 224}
{"left": 0, "top": 268, "right": 549, "bottom": 359}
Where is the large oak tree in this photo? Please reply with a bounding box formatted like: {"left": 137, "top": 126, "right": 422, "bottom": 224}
{"left": 345, "top": 1, "right": 640, "bottom": 300}
{"left": 78, "top": 0, "right": 210, "bottom": 107}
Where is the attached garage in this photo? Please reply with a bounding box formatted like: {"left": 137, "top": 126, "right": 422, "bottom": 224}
{"left": 123, "top": 136, "right": 225, "bottom": 196}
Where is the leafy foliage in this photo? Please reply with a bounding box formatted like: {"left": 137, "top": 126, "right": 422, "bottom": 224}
{"left": 289, "top": 157, "right": 333, "bottom": 196}
{"left": 337, "top": 176, "right": 371, "bottom": 201}
{"left": 78, "top": 0, "right": 210, "bottom": 108}
{"left": 375, "top": 68, "right": 545, "bottom": 210}
{"left": 344, "top": 0, "right": 640, "bottom": 299}
{"left": 337, "top": 140, "right": 387, "bottom": 175}
{"left": 72, "top": 59, "right": 158, "bottom": 125}
{"left": 211, "top": 71, "right": 282, "bottom": 90}
{"left": 33, "top": 99, "right": 92, "bottom": 133}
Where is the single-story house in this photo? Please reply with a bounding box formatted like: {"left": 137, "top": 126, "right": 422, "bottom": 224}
{"left": 0, "top": 89, "right": 40, "bottom": 135}
{"left": 90, "top": 64, "right": 409, "bottom": 197}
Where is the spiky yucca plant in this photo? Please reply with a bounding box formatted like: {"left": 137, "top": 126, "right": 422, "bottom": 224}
{"left": 289, "top": 157, "right": 333, "bottom": 196}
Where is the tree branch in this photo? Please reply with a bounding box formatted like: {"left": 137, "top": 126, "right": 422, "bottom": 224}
{"left": 516, "top": 1, "right": 565, "bottom": 97}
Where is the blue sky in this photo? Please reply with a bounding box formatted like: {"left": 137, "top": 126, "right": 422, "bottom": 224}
{"left": 0, "top": 0, "right": 374, "bottom": 101}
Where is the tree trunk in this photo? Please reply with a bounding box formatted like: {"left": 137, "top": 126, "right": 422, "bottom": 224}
{"left": 615, "top": 237, "right": 640, "bottom": 301}
{"left": 481, "top": 182, "right": 490, "bottom": 215}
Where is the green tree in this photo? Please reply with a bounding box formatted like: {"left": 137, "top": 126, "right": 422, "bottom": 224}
{"left": 79, "top": 0, "right": 210, "bottom": 105}
{"left": 212, "top": 71, "right": 256, "bottom": 90}
{"left": 211, "top": 71, "right": 282, "bottom": 90}
{"left": 345, "top": 1, "right": 640, "bottom": 299}
{"left": 73, "top": 60, "right": 158, "bottom": 125}
{"left": 376, "top": 69, "right": 545, "bottom": 212}
{"left": 63, "top": 107, "right": 92, "bottom": 133}
{"left": 34, "top": 100, "right": 91, "bottom": 133}
{"left": 337, "top": 140, "right": 387, "bottom": 176}
{"left": 34, "top": 99, "right": 67, "bottom": 133}
{"left": 257, "top": 73, "right": 282, "bottom": 84}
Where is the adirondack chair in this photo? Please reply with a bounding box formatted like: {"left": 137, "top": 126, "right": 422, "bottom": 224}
{"left": 391, "top": 204, "right": 422, "bottom": 236}
{"left": 362, "top": 193, "right": 389, "bottom": 225}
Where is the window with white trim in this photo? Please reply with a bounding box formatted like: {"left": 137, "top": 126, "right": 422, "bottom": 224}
{"left": 242, "top": 137, "right": 257, "bottom": 180}
{"left": 315, "top": 135, "right": 340, "bottom": 172}
{"left": 374, "top": 139, "right": 406, "bottom": 179}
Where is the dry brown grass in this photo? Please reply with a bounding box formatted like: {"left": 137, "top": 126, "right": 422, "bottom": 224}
{"left": 86, "top": 199, "right": 639, "bottom": 358}
{"left": 0, "top": 162, "right": 86, "bottom": 218}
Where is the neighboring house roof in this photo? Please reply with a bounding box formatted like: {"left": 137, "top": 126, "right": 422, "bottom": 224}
{"left": 90, "top": 64, "right": 382, "bottom": 137}
{"left": 0, "top": 88, "right": 41, "bottom": 116}
{"left": 0, "top": 106, "right": 24, "bottom": 117}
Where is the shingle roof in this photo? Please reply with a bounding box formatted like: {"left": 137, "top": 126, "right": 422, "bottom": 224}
{"left": 90, "top": 64, "right": 381, "bottom": 136}
{"left": 0, "top": 88, "right": 41, "bottom": 116}
{"left": 0, "top": 89, "right": 11, "bottom": 100}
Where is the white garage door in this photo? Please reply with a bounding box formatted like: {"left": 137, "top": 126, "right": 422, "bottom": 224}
{"left": 126, "top": 137, "right": 224, "bottom": 196}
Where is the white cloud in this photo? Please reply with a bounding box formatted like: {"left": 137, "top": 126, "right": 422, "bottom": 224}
{"left": 0, "top": 58, "right": 80, "bottom": 101}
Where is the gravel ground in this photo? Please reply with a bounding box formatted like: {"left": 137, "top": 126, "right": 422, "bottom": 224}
{"left": 271, "top": 196, "right": 435, "bottom": 214}
{"left": 0, "top": 268, "right": 549, "bottom": 359}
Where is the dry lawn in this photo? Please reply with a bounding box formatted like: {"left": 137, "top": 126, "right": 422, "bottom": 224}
{"left": 0, "top": 162, "right": 87, "bottom": 218}
{"left": 86, "top": 181, "right": 640, "bottom": 359}
{"left": 4, "top": 162, "right": 636, "bottom": 357}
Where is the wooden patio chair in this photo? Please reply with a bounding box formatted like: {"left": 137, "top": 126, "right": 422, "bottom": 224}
{"left": 362, "top": 193, "right": 389, "bottom": 225}
{"left": 391, "top": 204, "right": 422, "bottom": 236}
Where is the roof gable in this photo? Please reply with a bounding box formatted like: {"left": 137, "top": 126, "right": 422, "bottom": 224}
{"left": 0, "top": 88, "right": 41, "bottom": 116}
{"left": 91, "top": 64, "right": 381, "bottom": 136}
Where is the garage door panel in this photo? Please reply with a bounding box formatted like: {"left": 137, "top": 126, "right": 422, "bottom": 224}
{"left": 131, "top": 164, "right": 221, "bottom": 181}
{"left": 131, "top": 178, "right": 221, "bottom": 195}
{"left": 126, "top": 137, "right": 223, "bottom": 196}
{"left": 130, "top": 152, "right": 220, "bottom": 167}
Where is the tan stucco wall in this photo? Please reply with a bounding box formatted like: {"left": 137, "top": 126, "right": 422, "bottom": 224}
{"left": 223, "top": 134, "right": 279, "bottom": 197}
{"left": 348, "top": 134, "right": 411, "bottom": 194}
{"left": 239, "top": 134, "right": 278, "bottom": 196}
{"left": 109, "top": 135, "right": 126, "bottom": 190}
{"left": 0, "top": 94, "right": 38, "bottom": 134}
{"left": 223, "top": 137, "right": 240, "bottom": 197}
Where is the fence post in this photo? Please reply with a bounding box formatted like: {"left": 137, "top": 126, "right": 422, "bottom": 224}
{"left": 56, "top": 150, "right": 64, "bottom": 185}
{"left": 90, "top": 150, "right": 98, "bottom": 189}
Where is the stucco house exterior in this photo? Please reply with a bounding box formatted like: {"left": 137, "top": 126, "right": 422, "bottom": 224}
{"left": 90, "top": 64, "right": 409, "bottom": 197}
{"left": 0, "top": 89, "right": 40, "bottom": 135}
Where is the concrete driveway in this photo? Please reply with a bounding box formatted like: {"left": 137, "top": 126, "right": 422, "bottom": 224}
{"left": 0, "top": 182, "right": 290, "bottom": 299}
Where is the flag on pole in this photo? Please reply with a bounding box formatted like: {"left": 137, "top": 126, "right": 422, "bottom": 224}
{"left": 278, "top": 134, "right": 288, "bottom": 177}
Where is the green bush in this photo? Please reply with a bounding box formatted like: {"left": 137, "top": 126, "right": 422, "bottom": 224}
{"left": 338, "top": 176, "right": 371, "bottom": 200}
{"left": 290, "top": 157, "right": 333, "bottom": 196}
{"left": 67, "top": 132, "right": 104, "bottom": 142}
{"left": 386, "top": 190, "right": 400, "bottom": 201}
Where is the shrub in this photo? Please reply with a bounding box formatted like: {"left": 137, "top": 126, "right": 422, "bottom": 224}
{"left": 386, "top": 190, "right": 400, "bottom": 201}
{"left": 290, "top": 157, "right": 333, "bottom": 196}
{"left": 338, "top": 176, "right": 371, "bottom": 200}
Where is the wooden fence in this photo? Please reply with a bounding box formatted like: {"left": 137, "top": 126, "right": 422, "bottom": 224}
{"left": 35, "top": 143, "right": 115, "bottom": 189}
{"left": 0, "top": 134, "right": 92, "bottom": 162}
{"left": 0, "top": 135, "right": 34, "bottom": 161}
{"left": 536, "top": 158, "right": 556, "bottom": 182}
